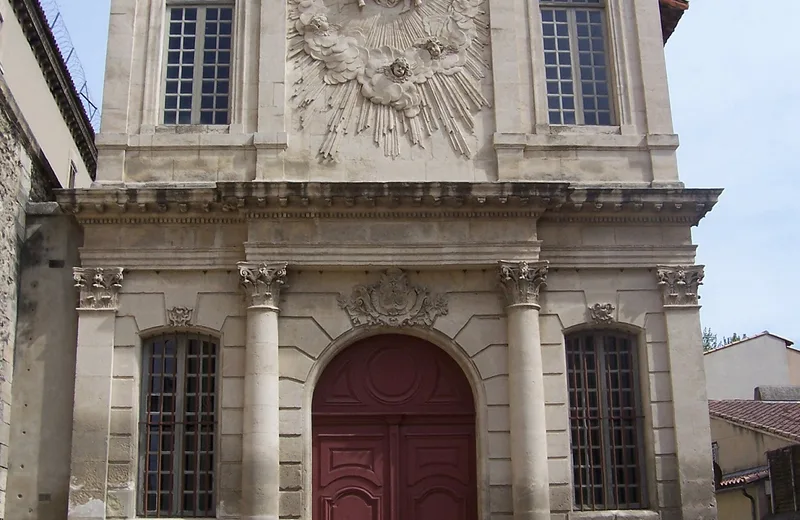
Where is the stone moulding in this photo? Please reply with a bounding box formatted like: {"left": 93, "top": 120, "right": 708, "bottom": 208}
{"left": 338, "top": 268, "right": 448, "bottom": 328}
{"left": 288, "top": 0, "right": 490, "bottom": 159}
{"left": 54, "top": 182, "right": 722, "bottom": 227}
{"left": 166, "top": 307, "right": 193, "bottom": 327}
{"left": 498, "top": 260, "right": 548, "bottom": 307}
{"left": 589, "top": 303, "right": 615, "bottom": 323}
{"left": 73, "top": 267, "right": 124, "bottom": 310}
{"left": 238, "top": 262, "right": 288, "bottom": 308}
{"left": 656, "top": 264, "right": 704, "bottom": 307}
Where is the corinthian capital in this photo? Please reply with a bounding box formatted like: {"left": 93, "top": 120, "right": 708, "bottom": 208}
{"left": 238, "top": 262, "right": 288, "bottom": 308}
{"left": 656, "top": 265, "right": 704, "bottom": 307}
{"left": 73, "top": 267, "right": 124, "bottom": 310}
{"left": 498, "top": 261, "right": 548, "bottom": 307}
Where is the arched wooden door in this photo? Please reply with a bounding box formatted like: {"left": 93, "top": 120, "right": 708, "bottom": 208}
{"left": 312, "top": 334, "right": 477, "bottom": 520}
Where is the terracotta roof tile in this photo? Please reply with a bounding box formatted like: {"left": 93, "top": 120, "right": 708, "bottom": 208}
{"left": 719, "top": 466, "right": 770, "bottom": 488}
{"left": 709, "top": 400, "right": 800, "bottom": 442}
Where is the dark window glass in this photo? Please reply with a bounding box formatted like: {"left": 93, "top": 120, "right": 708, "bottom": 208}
{"left": 163, "top": 5, "right": 232, "bottom": 125}
{"left": 138, "top": 333, "right": 218, "bottom": 517}
{"left": 540, "top": 0, "right": 614, "bottom": 125}
{"left": 566, "top": 331, "right": 646, "bottom": 510}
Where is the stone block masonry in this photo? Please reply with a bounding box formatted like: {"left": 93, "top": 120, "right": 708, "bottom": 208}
{"left": 0, "top": 89, "right": 60, "bottom": 520}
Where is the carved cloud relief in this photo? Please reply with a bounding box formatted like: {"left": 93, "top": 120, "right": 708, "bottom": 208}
{"left": 288, "top": 0, "right": 490, "bottom": 159}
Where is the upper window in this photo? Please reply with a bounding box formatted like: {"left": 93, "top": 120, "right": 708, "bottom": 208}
{"left": 163, "top": 5, "right": 233, "bottom": 125}
{"left": 68, "top": 161, "right": 77, "bottom": 189}
{"left": 138, "top": 333, "right": 218, "bottom": 518}
{"left": 565, "top": 330, "right": 646, "bottom": 510}
{"left": 540, "top": 0, "right": 614, "bottom": 125}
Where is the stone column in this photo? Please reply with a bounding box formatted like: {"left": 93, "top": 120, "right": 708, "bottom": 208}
{"left": 68, "top": 267, "right": 124, "bottom": 520}
{"left": 657, "top": 265, "right": 717, "bottom": 520}
{"left": 498, "top": 261, "right": 551, "bottom": 520}
{"left": 238, "top": 262, "right": 287, "bottom": 520}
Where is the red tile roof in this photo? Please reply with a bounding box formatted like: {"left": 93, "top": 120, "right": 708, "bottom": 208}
{"left": 709, "top": 400, "right": 800, "bottom": 442}
{"left": 659, "top": 0, "right": 689, "bottom": 43}
{"left": 719, "top": 466, "right": 770, "bottom": 489}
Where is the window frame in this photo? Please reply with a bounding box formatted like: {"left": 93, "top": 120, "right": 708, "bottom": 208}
{"left": 137, "top": 331, "right": 221, "bottom": 518}
{"left": 160, "top": 1, "right": 235, "bottom": 126}
{"left": 539, "top": 0, "right": 617, "bottom": 126}
{"left": 565, "top": 329, "right": 648, "bottom": 511}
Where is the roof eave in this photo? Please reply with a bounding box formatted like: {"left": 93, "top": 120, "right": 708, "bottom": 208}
{"left": 660, "top": 0, "right": 689, "bottom": 44}
{"left": 10, "top": 0, "right": 97, "bottom": 179}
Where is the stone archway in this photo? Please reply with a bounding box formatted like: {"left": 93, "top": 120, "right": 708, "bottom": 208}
{"left": 312, "top": 334, "right": 478, "bottom": 520}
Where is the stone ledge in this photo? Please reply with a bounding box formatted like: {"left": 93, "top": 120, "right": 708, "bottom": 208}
{"left": 568, "top": 510, "right": 660, "bottom": 520}
{"left": 55, "top": 182, "right": 722, "bottom": 227}
{"left": 494, "top": 132, "right": 679, "bottom": 152}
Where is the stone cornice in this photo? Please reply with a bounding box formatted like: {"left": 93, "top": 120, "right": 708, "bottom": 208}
{"left": 10, "top": 0, "right": 97, "bottom": 177}
{"left": 55, "top": 182, "right": 722, "bottom": 226}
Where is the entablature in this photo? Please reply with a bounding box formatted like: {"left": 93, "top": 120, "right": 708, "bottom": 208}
{"left": 56, "top": 181, "right": 721, "bottom": 226}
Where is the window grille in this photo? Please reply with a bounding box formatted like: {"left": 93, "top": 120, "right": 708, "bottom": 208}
{"left": 540, "top": 0, "right": 614, "bottom": 125}
{"left": 138, "top": 333, "right": 218, "bottom": 517}
{"left": 163, "top": 5, "right": 233, "bottom": 125}
{"left": 566, "top": 331, "right": 646, "bottom": 510}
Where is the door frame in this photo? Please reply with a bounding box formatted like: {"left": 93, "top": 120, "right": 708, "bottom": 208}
{"left": 302, "top": 327, "right": 491, "bottom": 520}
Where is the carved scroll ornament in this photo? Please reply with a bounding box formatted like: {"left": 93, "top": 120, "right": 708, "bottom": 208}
{"left": 73, "top": 267, "right": 124, "bottom": 310}
{"left": 167, "top": 307, "right": 194, "bottom": 327}
{"left": 498, "top": 261, "right": 548, "bottom": 307}
{"left": 589, "top": 303, "right": 615, "bottom": 323}
{"left": 338, "top": 268, "right": 448, "bottom": 328}
{"left": 289, "top": 0, "right": 490, "bottom": 159}
{"left": 656, "top": 265, "right": 704, "bottom": 307}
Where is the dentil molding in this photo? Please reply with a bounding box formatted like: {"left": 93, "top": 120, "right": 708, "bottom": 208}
{"left": 238, "top": 262, "right": 288, "bottom": 308}
{"left": 498, "top": 260, "right": 549, "bottom": 307}
{"left": 73, "top": 267, "right": 124, "bottom": 310}
{"left": 657, "top": 265, "right": 704, "bottom": 307}
{"left": 338, "top": 268, "right": 448, "bottom": 327}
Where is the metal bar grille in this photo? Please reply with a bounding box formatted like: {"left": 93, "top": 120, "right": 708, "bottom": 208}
{"left": 566, "top": 331, "right": 645, "bottom": 510}
{"left": 139, "top": 333, "right": 218, "bottom": 518}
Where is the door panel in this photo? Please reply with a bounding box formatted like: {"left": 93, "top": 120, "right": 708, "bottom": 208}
{"left": 401, "top": 424, "right": 477, "bottom": 520}
{"left": 314, "top": 425, "right": 388, "bottom": 520}
{"left": 313, "top": 335, "right": 477, "bottom": 520}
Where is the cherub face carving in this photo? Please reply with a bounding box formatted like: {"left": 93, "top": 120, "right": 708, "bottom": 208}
{"left": 307, "top": 13, "right": 330, "bottom": 33}
{"left": 387, "top": 57, "right": 412, "bottom": 82}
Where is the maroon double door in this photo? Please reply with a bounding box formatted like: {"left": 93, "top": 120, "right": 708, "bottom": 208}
{"left": 312, "top": 335, "right": 478, "bottom": 520}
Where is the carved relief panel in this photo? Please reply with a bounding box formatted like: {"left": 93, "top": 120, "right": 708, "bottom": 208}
{"left": 288, "top": 0, "right": 491, "bottom": 160}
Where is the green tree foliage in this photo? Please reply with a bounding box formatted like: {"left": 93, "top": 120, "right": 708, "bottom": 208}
{"left": 702, "top": 328, "right": 749, "bottom": 351}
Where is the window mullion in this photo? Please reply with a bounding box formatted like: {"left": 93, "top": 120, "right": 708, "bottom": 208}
{"left": 567, "top": 9, "right": 585, "bottom": 125}
{"left": 174, "top": 333, "right": 187, "bottom": 516}
{"left": 192, "top": 8, "right": 207, "bottom": 124}
{"left": 596, "top": 336, "right": 614, "bottom": 508}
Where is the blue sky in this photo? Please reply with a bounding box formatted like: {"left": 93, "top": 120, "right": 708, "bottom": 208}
{"left": 56, "top": 0, "right": 800, "bottom": 342}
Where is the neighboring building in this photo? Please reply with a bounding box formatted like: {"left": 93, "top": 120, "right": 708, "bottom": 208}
{"left": 705, "top": 332, "right": 799, "bottom": 400}
{"left": 5, "top": 0, "right": 723, "bottom": 520}
{"left": 0, "top": 0, "right": 96, "bottom": 519}
{"left": 709, "top": 397, "right": 800, "bottom": 520}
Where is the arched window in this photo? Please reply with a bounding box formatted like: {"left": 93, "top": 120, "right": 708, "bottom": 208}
{"left": 565, "top": 330, "right": 646, "bottom": 510}
{"left": 138, "top": 332, "right": 219, "bottom": 518}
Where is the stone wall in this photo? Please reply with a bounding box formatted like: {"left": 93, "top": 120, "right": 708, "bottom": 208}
{"left": 5, "top": 205, "right": 82, "bottom": 520}
{"left": 63, "top": 263, "right": 694, "bottom": 519}
{"left": 0, "top": 89, "right": 55, "bottom": 520}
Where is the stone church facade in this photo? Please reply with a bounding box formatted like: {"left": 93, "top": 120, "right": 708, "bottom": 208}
{"left": 9, "top": 0, "right": 722, "bottom": 519}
